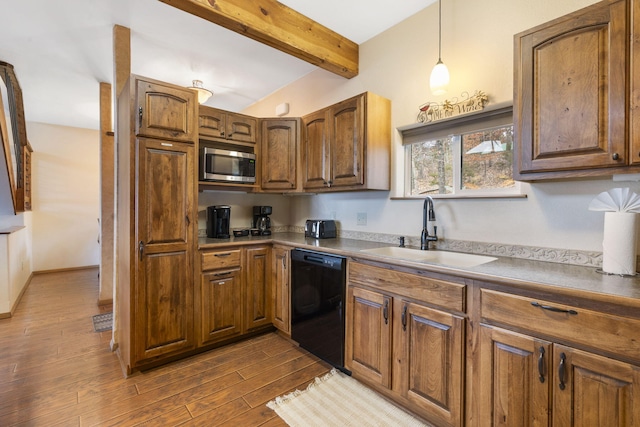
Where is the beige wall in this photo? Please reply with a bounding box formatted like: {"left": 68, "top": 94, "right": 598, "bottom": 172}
{"left": 242, "top": 0, "right": 639, "bottom": 253}
{"left": 28, "top": 122, "right": 100, "bottom": 271}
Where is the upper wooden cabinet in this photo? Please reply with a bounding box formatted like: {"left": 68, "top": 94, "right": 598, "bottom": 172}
{"left": 514, "top": 0, "right": 637, "bottom": 180}
{"left": 199, "top": 105, "right": 257, "bottom": 144}
{"left": 301, "top": 92, "right": 391, "bottom": 192}
{"left": 260, "top": 118, "right": 300, "bottom": 191}
{"left": 135, "top": 79, "right": 197, "bottom": 142}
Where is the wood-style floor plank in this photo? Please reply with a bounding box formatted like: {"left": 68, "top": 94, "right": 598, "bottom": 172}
{"left": 0, "top": 268, "right": 331, "bottom": 426}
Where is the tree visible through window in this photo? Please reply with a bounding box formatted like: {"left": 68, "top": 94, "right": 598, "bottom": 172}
{"left": 408, "top": 124, "right": 514, "bottom": 196}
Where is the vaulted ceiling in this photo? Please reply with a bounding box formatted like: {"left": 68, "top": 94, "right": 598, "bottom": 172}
{"left": 0, "top": 0, "right": 433, "bottom": 130}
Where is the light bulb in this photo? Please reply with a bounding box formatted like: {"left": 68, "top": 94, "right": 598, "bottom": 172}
{"left": 429, "top": 60, "right": 450, "bottom": 96}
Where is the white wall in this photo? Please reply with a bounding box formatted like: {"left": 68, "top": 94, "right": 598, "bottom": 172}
{"left": 0, "top": 212, "right": 32, "bottom": 314}
{"left": 28, "top": 122, "right": 100, "bottom": 271}
{"left": 242, "top": 0, "right": 638, "bottom": 253}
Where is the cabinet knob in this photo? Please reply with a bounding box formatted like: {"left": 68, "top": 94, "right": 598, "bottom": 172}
{"left": 612, "top": 152, "right": 620, "bottom": 161}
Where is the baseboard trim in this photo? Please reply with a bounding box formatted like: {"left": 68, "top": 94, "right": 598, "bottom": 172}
{"left": 34, "top": 265, "right": 99, "bottom": 275}
{"left": 98, "top": 298, "right": 113, "bottom": 306}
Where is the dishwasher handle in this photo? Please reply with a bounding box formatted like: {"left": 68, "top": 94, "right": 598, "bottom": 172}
{"left": 304, "top": 254, "right": 326, "bottom": 264}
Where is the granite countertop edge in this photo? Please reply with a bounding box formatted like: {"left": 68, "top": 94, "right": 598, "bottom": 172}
{"left": 198, "top": 232, "right": 640, "bottom": 305}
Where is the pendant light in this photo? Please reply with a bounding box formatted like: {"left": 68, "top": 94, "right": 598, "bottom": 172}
{"left": 189, "top": 79, "right": 213, "bottom": 104}
{"left": 429, "top": 0, "right": 450, "bottom": 96}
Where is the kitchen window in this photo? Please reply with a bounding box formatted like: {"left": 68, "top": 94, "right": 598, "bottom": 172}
{"left": 401, "top": 105, "right": 522, "bottom": 198}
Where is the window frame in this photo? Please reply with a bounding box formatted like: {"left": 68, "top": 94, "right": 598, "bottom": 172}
{"left": 400, "top": 104, "right": 524, "bottom": 199}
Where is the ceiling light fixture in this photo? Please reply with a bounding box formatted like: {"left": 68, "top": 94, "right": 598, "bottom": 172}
{"left": 189, "top": 79, "right": 213, "bottom": 104}
{"left": 429, "top": 0, "right": 450, "bottom": 96}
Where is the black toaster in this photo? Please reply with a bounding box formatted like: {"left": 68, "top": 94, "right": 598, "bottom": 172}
{"left": 304, "top": 220, "right": 337, "bottom": 239}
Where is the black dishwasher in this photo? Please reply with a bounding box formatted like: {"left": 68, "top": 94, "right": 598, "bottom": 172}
{"left": 291, "top": 249, "right": 348, "bottom": 373}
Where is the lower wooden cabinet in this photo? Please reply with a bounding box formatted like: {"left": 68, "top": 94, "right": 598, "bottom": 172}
{"left": 271, "top": 245, "right": 291, "bottom": 334}
{"left": 200, "top": 268, "right": 243, "bottom": 345}
{"left": 244, "top": 246, "right": 272, "bottom": 331}
{"left": 198, "top": 245, "right": 272, "bottom": 347}
{"left": 396, "top": 300, "right": 464, "bottom": 427}
{"left": 346, "top": 263, "right": 465, "bottom": 427}
{"left": 479, "top": 324, "right": 640, "bottom": 426}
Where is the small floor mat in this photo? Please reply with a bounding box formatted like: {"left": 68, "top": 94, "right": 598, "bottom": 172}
{"left": 92, "top": 312, "right": 112, "bottom": 332}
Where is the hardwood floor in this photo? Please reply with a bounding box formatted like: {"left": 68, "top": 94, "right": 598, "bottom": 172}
{"left": 0, "top": 268, "right": 331, "bottom": 426}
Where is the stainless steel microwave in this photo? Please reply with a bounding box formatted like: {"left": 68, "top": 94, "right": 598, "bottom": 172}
{"left": 200, "top": 147, "right": 256, "bottom": 183}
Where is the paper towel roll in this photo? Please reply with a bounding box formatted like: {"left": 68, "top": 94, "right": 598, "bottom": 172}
{"left": 602, "top": 212, "right": 638, "bottom": 275}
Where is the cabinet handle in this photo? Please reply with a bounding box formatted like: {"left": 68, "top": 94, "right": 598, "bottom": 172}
{"left": 213, "top": 271, "right": 231, "bottom": 277}
{"left": 138, "top": 240, "right": 144, "bottom": 260}
{"left": 558, "top": 352, "right": 567, "bottom": 390}
{"left": 214, "top": 253, "right": 231, "bottom": 257}
{"left": 530, "top": 301, "right": 577, "bottom": 315}
{"left": 613, "top": 152, "right": 620, "bottom": 161}
{"left": 138, "top": 107, "right": 143, "bottom": 128}
{"left": 185, "top": 215, "right": 190, "bottom": 226}
{"left": 383, "top": 300, "right": 389, "bottom": 325}
{"left": 220, "top": 131, "right": 225, "bottom": 136}
{"left": 401, "top": 304, "right": 408, "bottom": 331}
{"left": 538, "top": 346, "right": 545, "bottom": 383}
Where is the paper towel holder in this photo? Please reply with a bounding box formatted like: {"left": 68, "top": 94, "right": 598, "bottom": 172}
{"left": 595, "top": 268, "right": 638, "bottom": 278}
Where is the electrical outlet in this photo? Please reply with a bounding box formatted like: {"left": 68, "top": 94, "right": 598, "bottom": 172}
{"left": 357, "top": 212, "right": 367, "bottom": 226}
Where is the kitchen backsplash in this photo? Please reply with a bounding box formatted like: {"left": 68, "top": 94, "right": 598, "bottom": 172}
{"left": 198, "top": 225, "right": 620, "bottom": 270}
{"left": 285, "top": 225, "right": 605, "bottom": 269}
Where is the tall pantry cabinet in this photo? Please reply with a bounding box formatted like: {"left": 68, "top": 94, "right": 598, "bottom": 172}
{"left": 116, "top": 75, "right": 198, "bottom": 375}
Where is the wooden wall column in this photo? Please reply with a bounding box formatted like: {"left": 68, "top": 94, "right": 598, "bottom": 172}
{"left": 98, "top": 82, "right": 114, "bottom": 307}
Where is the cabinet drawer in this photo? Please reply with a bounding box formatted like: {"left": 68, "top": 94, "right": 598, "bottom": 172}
{"left": 201, "top": 249, "right": 241, "bottom": 271}
{"left": 481, "top": 289, "right": 640, "bottom": 361}
{"left": 348, "top": 262, "right": 465, "bottom": 312}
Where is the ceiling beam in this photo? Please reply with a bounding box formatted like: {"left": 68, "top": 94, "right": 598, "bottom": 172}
{"left": 159, "top": 0, "right": 359, "bottom": 78}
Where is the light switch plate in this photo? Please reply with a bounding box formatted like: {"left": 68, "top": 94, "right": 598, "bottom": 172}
{"left": 357, "top": 212, "right": 367, "bottom": 226}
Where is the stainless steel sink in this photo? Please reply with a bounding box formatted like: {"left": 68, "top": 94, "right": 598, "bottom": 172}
{"left": 360, "top": 246, "right": 497, "bottom": 268}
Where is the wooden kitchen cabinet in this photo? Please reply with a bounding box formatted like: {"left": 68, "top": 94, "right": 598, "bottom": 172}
{"left": 134, "top": 138, "right": 196, "bottom": 363}
{"left": 346, "top": 261, "right": 465, "bottom": 427}
{"left": 199, "top": 105, "right": 257, "bottom": 144}
{"left": 244, "top": 246, "right": 272, "bottom": 331}
{"left": 271, "top": 245, "right": 291, "bottom": 334}
{"left": 260, "top": 118, "right": 300, "bottom": 191}
{"left": 199, "top": 248, "right": 243, "bottom": 346}
{"left": 478, "top": 326, "right": 552, "bottom": 426}
{"left": 116, "top": 75, "right": 198, "bottom": 374}
{"left": 479, "top": 287, "right": 640, "bottom": 426}
{"left": 346, "top": 286, "right": 392, "bottom": 388}
{"left": 301, "top": 92, "right": 391, "bottom": 191}
{"left": 514, "top": 0, "right": 634, "bottom": 180}
{"left": 136, "top": 78, "right": 197, "bottom": 142}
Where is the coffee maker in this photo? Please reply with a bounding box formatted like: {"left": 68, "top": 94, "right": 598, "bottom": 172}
{"left": 207, "top": 206, "right": 231, "bottom": 238}
{"left": 252, "top": 206, "right": 272, "bottom": 236}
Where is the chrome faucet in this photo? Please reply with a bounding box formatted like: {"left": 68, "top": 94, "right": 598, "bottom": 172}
{"left": 421, "top": 196, "right": 438, "bottom": 250}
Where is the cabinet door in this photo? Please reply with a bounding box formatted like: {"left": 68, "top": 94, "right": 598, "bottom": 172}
{"left": 301, "top": 109, "right": 331, "bottom": 189}
{"left": 330, "top": 94, "right": 365, "bottom": 187}
{"left": 397, "top": 300, "right": 465, "bottom": 427}
{"left": 271, "top": 246, "right": 290, "bottom": 333}
{"left": 244, "top": 246, "right": 272, "bottom": 331}
{"left": 261, "top": 119, "right": 298, "bottom": 191}
{"left": 198, "top": 106, "right": 225, "bottom": 140}
{"left": 200, "top": 269, "right": 243, "bottom": 345}
{"left": 345, "top": 286, "right": 392, "bottom": 388}
{"left": 552, "top": 344, "right": 640, "bottom": 426}
{"left": 135, "top": 139, "right": 195, "bottom": 363}
{"left": 515, "top": 0, "right": 626, "bottom": 175}
{"left": 136, "top": 79, "right": 197, "bottom": 142}
{"left": 479, "top": 325, "right": 551, "bottom": 427}
{"left": 631, "top": 0, "right": 640, "bottom": 165}
{"left": 226, "top": 113, "right": 257, "bottom": 143}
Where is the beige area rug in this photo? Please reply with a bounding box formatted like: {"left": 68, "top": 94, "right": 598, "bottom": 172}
{"left": 267, "top": 369, "right": 432, "bottom": 427}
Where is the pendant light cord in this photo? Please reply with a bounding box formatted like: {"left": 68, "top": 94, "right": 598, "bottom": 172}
{"left": 438, "top": 0, "right": 442, "bottom": 62}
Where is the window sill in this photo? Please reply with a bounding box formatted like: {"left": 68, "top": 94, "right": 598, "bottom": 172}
{"left": 391, "top": 192, "right": 527, "bottom": 200}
